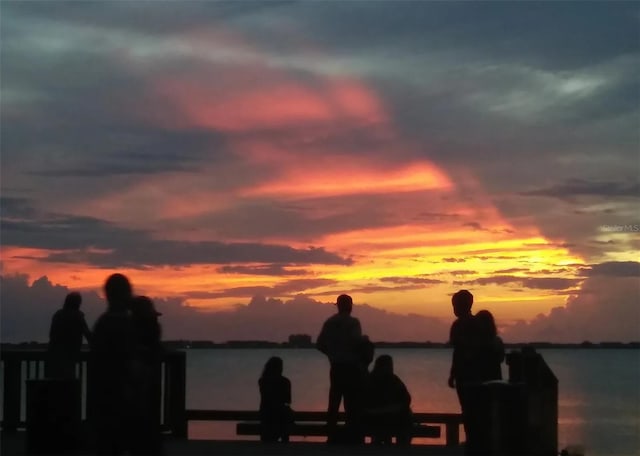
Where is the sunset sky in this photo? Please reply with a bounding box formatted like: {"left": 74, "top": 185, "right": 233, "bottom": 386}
{"left": 1, "top": 1, "right": 639, "bottom": 343}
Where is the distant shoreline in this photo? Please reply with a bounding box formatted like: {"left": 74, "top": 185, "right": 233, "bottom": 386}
{"left": 3, "top": 341, "right": 639, "bottom": 350}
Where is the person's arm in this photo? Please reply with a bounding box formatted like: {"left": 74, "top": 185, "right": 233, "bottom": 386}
{"left": 448, "top": 321, "right": 458, "bottom": 388}
{"left": 495, "top": 336, "right": 505, "bottom": 364}
{"left": 48, "top": 313, "right": 56, "bottom": 345}
{"left": 80, "top": 313, "right": 92, "bottom": 345}
{"left": 316, "top": 321, "right": 329, "bottom": 354}
{"left": 284, "top": 377, "right": 291, "bottom": 406}
{"left": 397, "top": 377, "right": 411, "bottom": 408}
{"left": 353, "top": 318, "right": 362, "bottom": 339}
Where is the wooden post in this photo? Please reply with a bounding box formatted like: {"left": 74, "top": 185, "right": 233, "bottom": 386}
{"left": 166, "top": 351, "right": 187, "bottom": 438}
{"left": 2, "top": 357, "right": 22, "bottom": 431}
{"left": 445, "top": 421, "right": 460, "bottom": 447}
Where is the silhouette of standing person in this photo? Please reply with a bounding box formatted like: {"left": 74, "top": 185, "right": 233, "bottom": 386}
{"left": 474, "top": 310, "right": 504, "bottom": 382}
{"left": 316, "top": 294, "right": 365, "bottom": 443}
{"left": 89, "top": 273, "right": 135, "bottom": 455}
{"left": 258, "top": 356, "right": 293, "bottom": 443}
{"left": 363, "top": 355, "right": 413, "bottom": 446}
{"left": 46, "top": 292, "right": 91, "bottom": 379}
{"left": 467, "top": 309, "right": 505, "bottom": 455}
{"left": 129, "top": 296, "right": 163, "bottom": 455}
{"left": 447, "top": 289, "right": 478, "bottom": 453}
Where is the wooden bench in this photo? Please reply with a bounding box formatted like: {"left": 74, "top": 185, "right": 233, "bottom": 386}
{"left": 236, "top": 421, "right": 440, "bottom": 438}
{"left": 186, "top": 410, "right": 463, "bottom": 446}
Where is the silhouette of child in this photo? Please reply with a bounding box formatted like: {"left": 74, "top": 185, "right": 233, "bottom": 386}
{"left": 363, "top": 355, "right": 413, "bottom": 445}
{"left": 259, "top": 356, "right": 293, "bottom": 443}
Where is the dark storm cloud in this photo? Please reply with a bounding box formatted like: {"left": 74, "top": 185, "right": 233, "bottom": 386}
{"left": 0, "top": 275, "right": 451, "bottom": 343}
{"left": 442, "top": 258, "right": 466, "bottom": 263}
{"left": 586, "top": 261, "right": 640, "bottom": 278}
{"left": 521, "top": 179, "right": 640, "bottom": 200}
{"left": 447, "top": 270, "right": 477, "bottom": 277}
{"left": 0, "top": 196, "right": 37, "bottom": 218}
{"left": 183, "top": 278, "right": 338, "bottom": 300}
{"left": 1, "top": 205, "right": 351, "bottom": 267}
{"left": 26, "top": 129, "right": 229, "bottom": 177}
{"left": 2, "top": 0, "right": 638, "bottom": 274}
{"left": 493, "top": 268, "right": 530, "bottom": 274}
{"left": 218, "top": 264, "right": 309, "bottom": 276}
{"left": 502, "top": 275, "right": 640, "bottom": 343}
{"left": 183, "top": 191, "right": 436, "bottom": 241}
{"left": 378, "top": 276, "right": 444, "bottom": 286}
{"left": 456, "top": 275, "right": 581, "bottom": 291}
{"left": 2, "top": 1, "right": 293, "bottom": 37}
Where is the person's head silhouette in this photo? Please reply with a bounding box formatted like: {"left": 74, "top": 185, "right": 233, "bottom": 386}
{"left": 336, "top": 294, "right": 353, "bottom": 314}
{"left": 63, "top": 292, "right": 82, "bottom": 311}
{"left": 475, "top": 309, "right": 497, "bottom": 339}
{"left": 104, "top": 273, "right": 132, "bottom": 311}
{"left": 371, "top": 354, "right": 394, "bottom": 377}
{"left": 261, "top": 356, "right": 283, "bottom": 379}
{"left": 452, "top": 289, "right": 473, "bottom": 317}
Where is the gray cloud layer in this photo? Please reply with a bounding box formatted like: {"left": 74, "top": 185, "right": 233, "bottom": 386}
{"left": 3, "top": 266, "right": 638, "bottom": 343}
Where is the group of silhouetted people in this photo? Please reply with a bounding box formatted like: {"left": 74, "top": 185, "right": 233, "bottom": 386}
{"left": 447, "top": 290, "right": 505, "bottom": 454}
{"left": 261, "top": 290, "right": 504, "bottom": 451}
{"left": 258, "top": 294, "right": 413, "bottom": 446}
{"left": 46, "top": 272, "right": 503, "bottom": 453}
{"left": 46, "top": 274, "right": 163, "bottom": 455}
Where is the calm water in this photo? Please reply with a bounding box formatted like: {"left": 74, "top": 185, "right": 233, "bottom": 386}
{"left": 186, "top": 348, "right": 640, "bottom": 456}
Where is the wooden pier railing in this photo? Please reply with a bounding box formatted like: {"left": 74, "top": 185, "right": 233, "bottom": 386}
{"left": 1, "top": 348, "right": 462, "bottom": 446}
{"left": 0, "top": 349, "right": 187, "bottom": 437}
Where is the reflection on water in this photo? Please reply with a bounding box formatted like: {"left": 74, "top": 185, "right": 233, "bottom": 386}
{"left": 186, "top": 348, "right": 639, "bottom": 455}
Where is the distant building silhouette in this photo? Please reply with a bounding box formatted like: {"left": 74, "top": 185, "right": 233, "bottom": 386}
{"left": 288, "top": 334, "right": 312, "bottom": 347}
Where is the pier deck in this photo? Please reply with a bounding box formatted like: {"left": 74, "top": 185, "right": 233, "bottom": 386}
{"left": 1, "top": 432, "right": 464, "bottom": 456}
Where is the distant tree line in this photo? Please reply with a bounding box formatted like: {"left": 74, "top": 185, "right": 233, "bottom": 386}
{"left": 3, "top": 338, "right": 639, "bottom": 350}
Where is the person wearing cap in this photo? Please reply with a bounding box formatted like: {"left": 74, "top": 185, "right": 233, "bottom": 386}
{"left": 316, "top": 294, "right": 366, "bottom": 443}
{"left": 46, "top": 291, "right": 92, "bottom": 379}
{"left": 90, "top": 273, "right": 135, "bottom": 455}
{"left": 129, "top": 295, "right": 163, "bottom": 455}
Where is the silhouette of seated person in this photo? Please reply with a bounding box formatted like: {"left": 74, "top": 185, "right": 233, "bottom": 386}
{"left": 46, "top": 291, "right": 91, "bottom": 379}
{"left": 363, "top": 355, "right": 413, "bottom": 446}
{"left": 129, "top": 296, "right": 163, "bottom": 455}
{"left": 259, "top": 356, "right": 293, "bottom": 443}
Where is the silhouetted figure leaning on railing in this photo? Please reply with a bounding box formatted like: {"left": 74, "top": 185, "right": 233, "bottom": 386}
{"left": 259, "top": 356, "right": 293, "bottom": 443}
{"left": 363, "top": 354, "right": 413, "bottom": 446}
{"left": 46, "top": 292, "right": 91, "bottom": 379}
{"left": 129, "top": 295, "right": 164, "bottom": 455}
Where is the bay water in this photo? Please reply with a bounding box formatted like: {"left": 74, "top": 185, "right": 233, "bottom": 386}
{"left": 186, "top": 348, "right": 640, "bottom": 456}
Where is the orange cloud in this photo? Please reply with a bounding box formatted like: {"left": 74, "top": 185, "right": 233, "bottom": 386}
{"left": 245, "top": 161, "right": 452, "bottom": 198}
